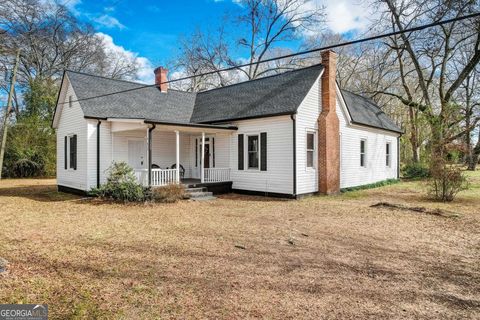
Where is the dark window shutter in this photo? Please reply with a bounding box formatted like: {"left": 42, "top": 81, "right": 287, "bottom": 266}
{"left": 260, "top": 132, "right": 267, "bottom": 171}
{"left": 64, "top": 136, "right": 67, "bottom": 170}
{"left": 195, "top": 138, "right": 198, "bottom": 167}
{"left": 72, "top": 135, "right": 77, "bottom": 170}
{"left": 238, "top": 134, "right": 244, "bottom": 170}
{"left": 212, "top": 137, "right": 215, "bottom": 168}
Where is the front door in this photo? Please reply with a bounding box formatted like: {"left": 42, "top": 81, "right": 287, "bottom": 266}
{"left": 128, "top": 140, "right": 145, "bottom": 169}
{"left": 204, "top": 144, "right": 210, "bottom": 169}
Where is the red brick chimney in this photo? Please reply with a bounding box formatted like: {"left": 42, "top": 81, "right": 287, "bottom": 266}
{"left": 154, "top": 67, "right": 168, "bottom": 92}
{"left": 318, "top": 50, "right": 340, "bottom": 194}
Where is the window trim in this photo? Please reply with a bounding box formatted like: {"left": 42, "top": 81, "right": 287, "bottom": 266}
{"left": 246, "top": 133, "right": 260, "bottom": 170}
{"left": 306, "top": 130, "right": 316, "bottom": 170}
{"left": 66, "top": 133, "right": 77, "bottom": 171}
{"left": 386, "top": 141, "right": 392, "bottom": 167}
{"left": 360, "top": 138, "right": 367, "bottom": 168}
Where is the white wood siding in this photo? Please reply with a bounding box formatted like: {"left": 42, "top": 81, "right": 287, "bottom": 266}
{"left": 55, "top": 77, "right": 88, "bottom": 190}
{"left": 337, "top": 99, "right": 399, "bottom": 189}
{"left": 86, "top": 120, "right": 112, "bottom": 189}
{"left": 294, "top": 78, "right": 399, "bottom": 193}
{"left": 230, "top": 116, "right": 293, "bottom": 195}
{"left": 214, "top": 134, "right": 230, "bottom": 168}
{"left": 295, "top": 75, "right": 321, "bottom": 195}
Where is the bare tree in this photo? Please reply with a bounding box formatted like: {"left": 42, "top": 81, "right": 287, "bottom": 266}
{"left": 0, "top": 0, "right": 140, "bottom": 88}
{"left": 376, "top": 0, "right": 480, "bottom": 165}
{"left": 172, "top": 0, "right": 325, "bottom": 91}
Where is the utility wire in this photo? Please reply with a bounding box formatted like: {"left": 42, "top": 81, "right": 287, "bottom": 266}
{"left": 57, "top": 12, "right": 480, "bottom": 105}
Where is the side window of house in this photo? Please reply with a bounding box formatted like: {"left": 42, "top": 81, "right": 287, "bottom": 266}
{"left": 386, "top": 142, "right": 391, "bottom": 167}
{"left": 306, "top": 132, "right": 315, "bottom": 168}
{"left": 360, "top": 139, "right": 366, "bottom": 167}
{"left": 69, "top": 95, "right": 73, "bottom": 108}
{"left": 247, "top": 135, "right": 259, "bottom": 169}
{"left": 238, "top": 133, "right": 267, "bottom": 171}
{"left": 65, "top": 134, "right": 77, "bottom": 170}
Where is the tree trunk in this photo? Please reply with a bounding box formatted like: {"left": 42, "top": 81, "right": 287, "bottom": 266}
{"left": 408, "top": 105, "right": 420, "bottom": 163}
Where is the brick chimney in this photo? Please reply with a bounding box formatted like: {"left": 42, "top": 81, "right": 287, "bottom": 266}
{"left": 154, "top": 67, "right": 168, "bottom": 92}
{"left": 318, "top": 50, "right": 340, "bottom": 194}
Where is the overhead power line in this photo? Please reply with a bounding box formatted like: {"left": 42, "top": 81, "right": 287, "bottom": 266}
{"left": 58, "top": 12, "right": 480, "bottom": 105}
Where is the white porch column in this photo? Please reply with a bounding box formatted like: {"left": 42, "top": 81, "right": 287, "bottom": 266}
{"left": 175, "top": 130, "right": 180, "bottom": 183}
{"left": 201, "top": 132, "right": 205, "bottom": 183}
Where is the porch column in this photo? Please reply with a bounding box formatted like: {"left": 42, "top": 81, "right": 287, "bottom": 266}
{"left": 201, "top": 132, "right": 205, "bottom": 183}
{"left": 175, "top": 130, "right": 180, "bottom": 183}
{"left": 148, "top": 124, "right": 156, "bottom": 186}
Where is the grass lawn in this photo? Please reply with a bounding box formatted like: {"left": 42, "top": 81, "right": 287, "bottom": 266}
{"left": 0, "top": 172, "right": 479, "bottom": 319}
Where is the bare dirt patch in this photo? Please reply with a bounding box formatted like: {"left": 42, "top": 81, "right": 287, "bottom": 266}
{"left": 0, "top": 174, "right": 479, "bottom": 319}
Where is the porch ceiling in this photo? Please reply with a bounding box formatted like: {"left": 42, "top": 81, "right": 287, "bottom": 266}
{"left": 144, "top": 120, "right": 237, "bottom": 133}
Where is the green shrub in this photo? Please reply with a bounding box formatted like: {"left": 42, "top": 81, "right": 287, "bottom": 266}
{"left": 428, "top": 161, "right": 469, "bottom": 202}
{"left": 90, "top": 161, "right": 147, "bottom": 202}
{"left": 402, "top": 163, "right": 430, "bottom": 179}
{"left": 152, "top": 184, "right": 186, "bottom": 203}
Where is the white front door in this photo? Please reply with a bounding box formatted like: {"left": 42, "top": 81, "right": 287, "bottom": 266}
{"left": 128, "top": 140, "right": 146, "bottom": 169}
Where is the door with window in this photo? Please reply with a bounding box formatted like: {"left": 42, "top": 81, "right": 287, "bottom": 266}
{"left": 193, "top": 137, "right": 213, "bottom": 178}
{"left": 128, "top": 140, "right": 146, "bottom": 169}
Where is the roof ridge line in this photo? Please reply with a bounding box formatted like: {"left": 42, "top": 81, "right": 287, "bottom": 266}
{"left": 196, "top": 63, "right": 324, "bottom": 95}
{"left": 65, "top": 69, "right": 151, "bottom": 86}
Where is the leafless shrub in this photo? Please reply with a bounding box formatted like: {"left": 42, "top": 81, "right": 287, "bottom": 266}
{"left": 428, "top": 159, "right": 469, "bottom": 202}
{"left": 152, "top": 184, "right": 187, "bottom": 203}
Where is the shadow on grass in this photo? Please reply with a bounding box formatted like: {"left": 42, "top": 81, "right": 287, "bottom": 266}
{"left": 0, "top": 185, "right": 80, "bottom": 202}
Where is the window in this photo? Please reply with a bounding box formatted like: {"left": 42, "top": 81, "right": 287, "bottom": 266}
{"left": 360, "top": 139, "right": 366, "bottom": 167}
{"left": 65, "top": 134, "right": 77, "bottom": 170}
{"left": 69, "top": 95, "right": 73, "bottom": 108}
{"left": 306, "top": 132, "right": 315, "bottom": 168}
{"left": 386, "top": 142, "right": 391, "bottom": 167}
{"left": 247, "top": 135, "right": 259, "bottom": 169}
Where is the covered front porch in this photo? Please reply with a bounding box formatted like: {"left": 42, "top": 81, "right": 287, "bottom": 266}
{"left": 109, "top": 119, "right": 236, "bottom": 187}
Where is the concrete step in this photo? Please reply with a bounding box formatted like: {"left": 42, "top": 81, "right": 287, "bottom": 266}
{"left": 188, "top": 191, "right": 213, "bottom": 198}
{"left": 185, "top": 187, "right": 206, "bottom": 193}
{"left": 190, "top": 195, "right": 217, "bottom": 201}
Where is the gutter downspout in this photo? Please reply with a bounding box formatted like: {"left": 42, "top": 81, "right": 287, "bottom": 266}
{"left": 97, "top": 120, "right": 101, "bottom": 188}
{"left": 148, "top": 124, "right": 156, "bottom": 186}
{"left": 291, "top": 114, "right": 297, "bottom": 198}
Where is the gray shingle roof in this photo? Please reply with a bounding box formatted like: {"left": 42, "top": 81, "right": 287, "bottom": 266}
{"left": 340, "top": 90, "right": 403, "bottom": 133}
{"left": 191, "top": 64, "right": 324, "bottom": 123}
{"left": 63, "top": 65, "right": 402, "bottom": 134}
{"left": 66, "top": 71, "right": 196, "bottom": 123}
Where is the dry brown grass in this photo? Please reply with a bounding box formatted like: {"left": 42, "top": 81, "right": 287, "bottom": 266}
{"left": 0, "top": 173, "right": 479, "bottom": 319}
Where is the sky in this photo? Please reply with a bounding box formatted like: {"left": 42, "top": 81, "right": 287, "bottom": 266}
{"left": 64, "top": 0, "right": 374, "bottom": 83}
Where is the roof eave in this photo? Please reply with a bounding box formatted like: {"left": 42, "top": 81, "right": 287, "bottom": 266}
{"left": 144, "top": 120, "right": 238, "bottom": 131}
{"left": 350, "top": 120, "right": 404, "bottom": 135}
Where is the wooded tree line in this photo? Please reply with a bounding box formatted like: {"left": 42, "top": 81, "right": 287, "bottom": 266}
{"left": 171, "top": 0, "right": 480, "bottom": 171}
{"left": 0, "top": 0, "right": 478, "bottom": 179}
{"left": 0, "top": 0, "right": 141, "bottom": 177}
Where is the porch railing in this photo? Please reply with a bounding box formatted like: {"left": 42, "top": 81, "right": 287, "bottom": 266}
{"left": 134, "top": 169, "right": 178, "bottom": 187}
{"left": 204, "top": 168, "right": 230, "bottom": 183}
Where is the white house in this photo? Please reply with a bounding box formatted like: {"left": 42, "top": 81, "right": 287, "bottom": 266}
{"left": 52, "top": 51, "right": 402, "bottom": 198}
